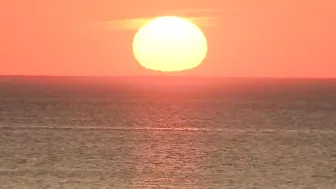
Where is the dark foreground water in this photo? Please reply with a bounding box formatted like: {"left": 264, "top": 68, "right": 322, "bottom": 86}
{"left": 0, "top": 76, "right": 335, "bottom": 189}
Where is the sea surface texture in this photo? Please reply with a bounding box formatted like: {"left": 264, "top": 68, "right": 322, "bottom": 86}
{"left": 0, "top": 77, "right": 335, "bottom": 189}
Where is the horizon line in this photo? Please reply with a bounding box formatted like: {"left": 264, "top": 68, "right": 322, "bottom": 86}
{"left": 0, "top": 75, "right": 336, "bottom": 80}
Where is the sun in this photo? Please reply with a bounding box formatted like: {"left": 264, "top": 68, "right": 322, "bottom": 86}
{"left": 132, "top": 16, "right": 208, "bottom": 72}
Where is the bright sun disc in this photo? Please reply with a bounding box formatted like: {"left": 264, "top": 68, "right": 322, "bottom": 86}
{"left": 132, "top": 16, "right": 208, "bottom": 72}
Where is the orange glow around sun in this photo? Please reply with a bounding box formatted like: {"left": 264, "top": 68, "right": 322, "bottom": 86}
{"left": 132, "top": 16, "right": 208, "bottom": 72}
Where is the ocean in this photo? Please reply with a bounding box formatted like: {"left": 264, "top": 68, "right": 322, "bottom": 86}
{"left": 0, "top": 76, "right": 335, "bottom": 189}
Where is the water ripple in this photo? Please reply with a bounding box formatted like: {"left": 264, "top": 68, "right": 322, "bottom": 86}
{"left": 1, "top": 125, "right": 335, "bottom": 134}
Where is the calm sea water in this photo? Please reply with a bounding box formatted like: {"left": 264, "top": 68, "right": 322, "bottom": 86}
{"left": 0, "top": 76, "right": 335, "bottom": 189}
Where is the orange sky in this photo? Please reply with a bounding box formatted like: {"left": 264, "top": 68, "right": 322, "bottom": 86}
{"left": 1, "top": 0, "right": 335, "bottom": 77}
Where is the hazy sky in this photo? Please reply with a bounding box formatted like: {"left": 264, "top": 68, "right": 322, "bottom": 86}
{"left": 1, "top": 0, "right": 335, "bottom": 77}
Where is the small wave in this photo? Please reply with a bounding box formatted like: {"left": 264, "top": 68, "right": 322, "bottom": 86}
{"left": 0, "top": 125, "right": 335, "bottom": 134}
